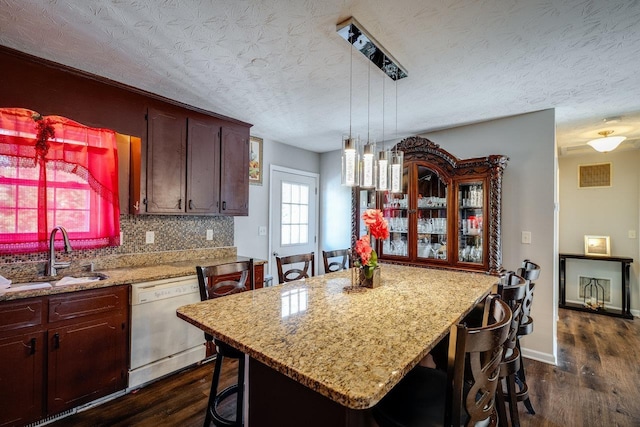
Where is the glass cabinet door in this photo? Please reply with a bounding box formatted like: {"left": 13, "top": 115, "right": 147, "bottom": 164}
{"left": 358, "top": 189, "right": 376, "bottom": 238}
{"left": 458, "top": 181, "right": 484, "bottom": 264}
{"left": 381, "top": 167, "right": 409, "bottom": 258}
{"left": 416, "top": 166, "right": 447, "bottom": 261}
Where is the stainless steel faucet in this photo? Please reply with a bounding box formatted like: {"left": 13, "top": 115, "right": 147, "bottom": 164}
{"left": 47, "top": 226, "right": 73, "bottom": 276}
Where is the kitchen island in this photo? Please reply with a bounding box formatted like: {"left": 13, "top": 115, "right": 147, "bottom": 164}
{"left": 176, "top": 264, "right": 498, "bottom": 427}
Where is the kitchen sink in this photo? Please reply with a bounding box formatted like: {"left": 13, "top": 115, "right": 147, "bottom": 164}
{"left": 4, "top": 272, "right": 109, "bottom": 292}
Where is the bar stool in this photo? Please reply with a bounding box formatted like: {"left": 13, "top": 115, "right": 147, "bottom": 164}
{"left": 196, "top": 260, "right": 254, "bottom": 427}
{"left": 321, "top": 249, "right": 350, "bottom": 273}
{"left": 373, "top": 295, "right": 512, "bottom": 427}
{"left": 275, "top": 252, "right": 314, "bottom": 284}
{"left": 515, "top": 259, "right": 541, "bottom": 415}
{"left": 496, "top": 271, "right": 527, "bottom": 427}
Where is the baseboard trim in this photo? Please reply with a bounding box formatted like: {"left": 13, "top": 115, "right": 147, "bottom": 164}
{"left": 521, "top": 347, "right": 556, "bottom": 366}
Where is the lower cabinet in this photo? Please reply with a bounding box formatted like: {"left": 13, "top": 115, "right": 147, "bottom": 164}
{"left": 0, "top": 286, "right": 129, "bottom": 426}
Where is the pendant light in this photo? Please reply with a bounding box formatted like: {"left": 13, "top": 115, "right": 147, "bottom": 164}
{"left": 360, "top": 60, "right": 376, "bottom": 189}
{"left": 377, "top": 72, "right": 390, "bottom": 191}
{"left": 390, "top": 68, "right": 404, "bottom": 193}
{"left": 587, "top": 130, "right": 626, "bottom": 153}
{"left": 341, "top": 29, "right": 359, "bottom": 187}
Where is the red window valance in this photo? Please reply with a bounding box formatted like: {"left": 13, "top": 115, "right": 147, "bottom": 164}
{"left": 0, "top": 107, "right": 120, "bottom": 254}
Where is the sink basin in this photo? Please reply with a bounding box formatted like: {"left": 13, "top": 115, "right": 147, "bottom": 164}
{"left": 53, "top": 272, "right": 109, "bottom": 287}
{"left": 1, "top": 272, "right": 108, "bottom": 293}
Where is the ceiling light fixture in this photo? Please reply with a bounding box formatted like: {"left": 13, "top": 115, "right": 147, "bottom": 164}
{"left": 587, "top": 130, "right": 626, "bottom": 153}
{"left": 338, "top": 17, "right": 406, "bottom": 189}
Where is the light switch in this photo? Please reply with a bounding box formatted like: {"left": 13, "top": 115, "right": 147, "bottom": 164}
{"left": 145, "top": 231, "right": 155, "bottom": 244}
{"left": 206, "top": 229, "right": 214, "bottom": 240}
{"left": 629, "top": 230, "right": 637, "bottom": 239}
{"left": 259, "top": 226, "right": 267, "bottom": 236}
{"left": 521, "top": 231, "right": 532, "bottom": 244}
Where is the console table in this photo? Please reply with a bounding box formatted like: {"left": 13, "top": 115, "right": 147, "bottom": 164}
{"left": 559, "top": 253, "right": 633, "bottom": 319}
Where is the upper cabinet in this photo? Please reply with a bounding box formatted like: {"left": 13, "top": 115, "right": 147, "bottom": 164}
{"left": 144, "top": 107, "right": 249, "bottom": 216}
{"left": 353, "top": 136, "right": 508, "bottom": 274}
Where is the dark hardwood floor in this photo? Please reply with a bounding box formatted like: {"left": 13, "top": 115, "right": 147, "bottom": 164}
{"left": 50, "top": 309, "right": 639, "bottom": 427}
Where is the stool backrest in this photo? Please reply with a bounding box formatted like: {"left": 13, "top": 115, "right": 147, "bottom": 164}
{"left": 447, "top": 295, "right": 512, "bottom": 426}
{"left": 276, "top": 253, "right": 314, "bottom": 284}
{"left": 196, "top": 260, "right": 254, "bottom": 302}
{"left": 322, "top": 249, "right": 350, "bottom": 273}
{"left": 498, "top": 271, "right": 527, "bottom": 355}
{"left": 516, "top": 259, "right": 541, "bottom": 329}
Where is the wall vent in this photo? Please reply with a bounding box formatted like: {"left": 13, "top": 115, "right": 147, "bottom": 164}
{"left": 578, "top": 162, "right": 611, "bottom": 188}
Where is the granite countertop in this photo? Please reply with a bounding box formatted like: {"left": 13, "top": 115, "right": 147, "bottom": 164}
{"left": 0, "top": 256, "right": 266, "bottom": 302}
{"left": 176, "top": 264, "right": 498, "bottom": 410}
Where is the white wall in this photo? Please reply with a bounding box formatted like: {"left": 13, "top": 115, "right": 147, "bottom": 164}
{"left": 558, "top": 150, "right": 640, "bottom": 315}
{"left": 319, "top": 149, "right": 352, "bottom": 253}
{"left": 234, "top": 138, "right": 320, "bottom": 276}
{"left": 422, "top": 109, "right": 557, "bottom": 364}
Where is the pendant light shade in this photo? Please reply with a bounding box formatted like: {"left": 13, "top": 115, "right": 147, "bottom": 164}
{"left": 377, "top": 149, "right": 390, "bottom": 191}
{"left": 360, "top": 141, "right": 376, "bottom": 188}
{"left": 587, "top": 130, "right": 626, "bottom": 153}
{"left": 390, "top": 149, "right": 404, "bottom": 193}
{"left": 342, "top": 135, "right": 360, "bottom": 186}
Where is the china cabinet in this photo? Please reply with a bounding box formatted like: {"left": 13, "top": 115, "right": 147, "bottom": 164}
{"left": 352, "top": 136, "right": 507, "bottom": 274}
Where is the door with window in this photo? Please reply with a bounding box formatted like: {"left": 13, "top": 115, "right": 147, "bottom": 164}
{"left": 269, "top": 167, "right": 319, "bottom": 279}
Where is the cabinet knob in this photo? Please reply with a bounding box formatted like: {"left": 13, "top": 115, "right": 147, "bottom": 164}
{"left": 30, "top": 337, "right": 37, "bottom": 355}
{"left": 53, "top": 333, "right": 60, "bottom": 349}
{"left": 178, "top": 199, "right": 182, "bottom": 210}
{"left": 222, "top": 201, "right": 227, "bottom": 210}
{"left": 189, "top": 200, "right": 193, "bottom": 210}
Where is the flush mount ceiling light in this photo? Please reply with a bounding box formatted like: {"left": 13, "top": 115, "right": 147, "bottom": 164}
{"left": 587, "top": 130, "right": 626, "bottom": 153}
{"left": 336, "top": 17, "right": 408, "bottom": 81}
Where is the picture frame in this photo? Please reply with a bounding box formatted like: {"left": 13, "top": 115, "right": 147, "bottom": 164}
{"left": 584, "top": 235, "right": 610, "bottom": 257}
{"left": 249, "top": 136, "right": 263, "bottom": 185}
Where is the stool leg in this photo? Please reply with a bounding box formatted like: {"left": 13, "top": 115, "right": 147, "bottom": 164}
{"left": 496, "top": 380, "right": 509, "bottom": 427}
{"left": 204, "top": 354, "right": 224, "bottom": 427}
{"left": 506, "top": 373, "right": 520, "bottom": 427}
{"left": 515, "top": 339, "right": 535, "bottom": 415}
{"left": 235, "top": 356, "right": 245, "bottom": 426}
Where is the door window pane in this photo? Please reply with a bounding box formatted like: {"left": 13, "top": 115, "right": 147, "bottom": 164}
{"left": 281, "top": 181, "right": 310, "bottom": 246}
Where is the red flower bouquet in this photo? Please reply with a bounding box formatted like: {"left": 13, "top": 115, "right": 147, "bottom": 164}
{"left": 355, "top": 209, "right": 389, "bottom": 278}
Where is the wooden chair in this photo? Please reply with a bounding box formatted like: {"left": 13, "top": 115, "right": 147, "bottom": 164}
{"left": 322, "top": 249, "right": 350, "bottom": 274}
{"left": 514, "top": 259, "right": 541, "bottom": 415}
{"left": 196, "top": 260, "right": 254, "bottom": 427}
{"left": 496, "top": 271, "right": 528, "bottom": 427}
{"left": 275, "top": 253, "right": 314, "bottom": 284}
{"left": 373, "top": 294, "right": 512, "bottom": 427}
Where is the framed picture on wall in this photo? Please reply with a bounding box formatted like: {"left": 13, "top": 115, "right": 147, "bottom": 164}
{"left": 584, "top": 235, "right": 610, "bottom": 257}
{"left": 249, "top": 136, "right": 263, "bottom": 185}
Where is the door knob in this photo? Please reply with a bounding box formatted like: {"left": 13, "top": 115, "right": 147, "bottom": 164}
{"left": 272, "top": 252, "right": 279, "bottom": 256}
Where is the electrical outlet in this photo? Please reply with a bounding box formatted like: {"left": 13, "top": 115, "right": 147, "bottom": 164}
{"left": 521, "top": 231, "right": 532, "bottom": 244}
{"left": 629, "top": 230, "right": 637, "bottom": 239}
{"left": 259, "top": 226, "right": 267, "bottom": 236}
{"left": 145, "top": 231, "right": 155, "bottom": 244}
{"left": 206, "top": 229, "right": 214, "bottom": 240}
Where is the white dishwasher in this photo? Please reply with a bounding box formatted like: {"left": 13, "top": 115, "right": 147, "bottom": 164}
{"left": 129, "top": 275, "right": 206, "bottom": 389}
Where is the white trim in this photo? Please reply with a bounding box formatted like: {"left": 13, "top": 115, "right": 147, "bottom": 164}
{"left": 520, "top": 347, "right": 557, "bottom": 366}
{"left": 268, "top": 165, "right": 320, "bottom": 278}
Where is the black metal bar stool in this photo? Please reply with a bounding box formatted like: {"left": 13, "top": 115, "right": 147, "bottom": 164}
{"left": 196, "top": 260, "right": 254, "bottom": 427}
{"left": 514, "top": 259, "right": 541, "bottom": 415}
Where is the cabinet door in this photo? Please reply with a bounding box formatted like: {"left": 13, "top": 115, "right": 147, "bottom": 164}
{"left": 380, "top": 166, "right": 410, "bottom": 259}
{"left": 455, "top": 179, "right": 488, "bottom": 269}
{"left": 187, "top": 118, "right": 221, "bottom": 214}
{"left": 47, "top": 314, "right": 127, "bottom": 415}
{"left": 0, "top": 331, "right": 45, "bottom": 426}
{"left": 146, "top": 107, "right": 186, "bottom": 213}
{"left": 220, "top": 126, "right": 249, "bottom": 215}
{"left": 415, "top": 165, "right": 449, "bottom": 263}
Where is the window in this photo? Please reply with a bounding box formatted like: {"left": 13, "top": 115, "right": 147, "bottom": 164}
{"left": 0, "top": 108, "right": 120, "bottom": 254}
{"left": 280, "top": 181, "right": 309, "bottom": 246}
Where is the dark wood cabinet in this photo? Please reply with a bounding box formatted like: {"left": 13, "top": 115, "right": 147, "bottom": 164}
{"left": 0, "top": 298, "right": 46, "bottom": 427}
{"left": 0, "top": 287, "right": 129, "bottom": 426}
{"left": 353, "top": 137, "right": 507, "bottom": 274}
{"left": 145, "top": 108, "right": 249, "bottom": 216}
{"left": 47, "top": 286, "right": 129, "bottom": 414}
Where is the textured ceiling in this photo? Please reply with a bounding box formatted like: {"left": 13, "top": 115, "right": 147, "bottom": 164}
{"left": 1, "top": 0, "right": 640, "bottom": 155}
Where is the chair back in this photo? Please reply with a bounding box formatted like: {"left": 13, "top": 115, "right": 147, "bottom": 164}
{"left": 446, "top": 295, "right": 512, "bottom": 427}
{"left": 276, "top": 253, "right": 314, "bottom": 284}
{"left": 516, "top": 259, "right": 541, "bottom": 335}
{"left": 322, "top": 249, "right": 350, "bottom": 273}
{"left": 196, "top": 260, "right": 254, "bottom": 302}
{"left": 497, "top": 272, "right": 527, "bottom": 364}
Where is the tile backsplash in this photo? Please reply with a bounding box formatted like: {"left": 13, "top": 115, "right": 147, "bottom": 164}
{"left": 0, "top": 215, "right": 235, "bottom": 280}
